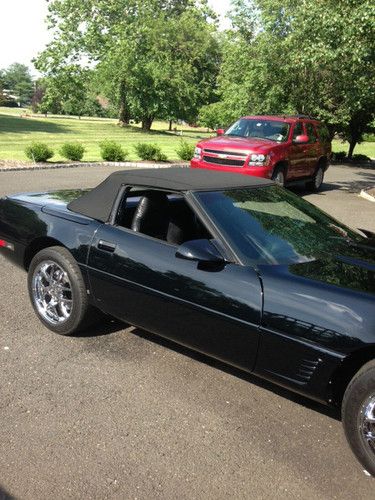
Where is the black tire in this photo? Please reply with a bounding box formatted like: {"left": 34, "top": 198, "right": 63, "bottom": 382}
{"left": 272, "top": 166, "right": 286, "bottom": 187}
{"left": 306, "top": 164, "right": 324, "bottom": 192}
{"left": 342, "top": 360, "right": 375, "bottom": 476}
{"left": 27, "top": 246, "right": 99, "bottom": 335}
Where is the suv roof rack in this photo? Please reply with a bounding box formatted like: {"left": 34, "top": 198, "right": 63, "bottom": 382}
{"left": 266, "top": 114, "right": 318, "bottom": 120}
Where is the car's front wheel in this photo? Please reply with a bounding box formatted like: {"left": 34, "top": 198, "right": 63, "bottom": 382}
{"left": 342, "top": 360, "right": 375, "bottom": 476}
{"left": 272, "top": 166, "right": 286, "bottom": 187}
{"left": 28, "top": 246, "right": 99, "bottom": 335}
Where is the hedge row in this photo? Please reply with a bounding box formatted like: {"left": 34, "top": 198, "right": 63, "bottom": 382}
{"left": 24, "top": 140, "right": 195, "bottom": 163}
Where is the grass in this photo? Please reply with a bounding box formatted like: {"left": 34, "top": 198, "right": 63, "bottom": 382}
{"left": 332, "top": 139, "right": 375, "bottom": 158}
{"left": 0, "top": 107, "right": 212, "bottom": 162}
{"left": 0, "top": 107, "right": 374, "bottom": 162}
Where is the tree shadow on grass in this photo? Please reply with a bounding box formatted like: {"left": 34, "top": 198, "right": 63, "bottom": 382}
{"left": 0, "top": 114, "right": 69, "bottom": 135}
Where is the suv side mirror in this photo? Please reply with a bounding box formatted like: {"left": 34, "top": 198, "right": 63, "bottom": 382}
{"left": 216, "top": 128, "right": 225, "bottom": 136}
{"left": 293, "top": 134, "right": 309, "bottom": 144}
{"left": 176, "top": 239, "right": 225, "bottom": 264}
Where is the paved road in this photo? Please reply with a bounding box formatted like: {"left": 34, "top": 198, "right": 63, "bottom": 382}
{"left": 0, "top": 164, "right": 374, "bottom": 500}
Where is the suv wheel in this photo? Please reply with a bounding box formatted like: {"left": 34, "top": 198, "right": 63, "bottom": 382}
{"left": 272, "top": 166, "right": 286, "bottom": 187}
{"left": 306, "top": 165, "right": 324, "bottom": 192}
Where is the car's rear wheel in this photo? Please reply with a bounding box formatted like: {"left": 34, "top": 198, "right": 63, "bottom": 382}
{"left": 28, "top": 246, "right": 99, "bottom": 335}
{"left": 306, "top": 165, "right": 324, "bottom": 192}
{"left": 272, "top": 166, "right": 286, "bottom": 187}
{"left": 342, "top": 360, "right": 375, "bottom": 476}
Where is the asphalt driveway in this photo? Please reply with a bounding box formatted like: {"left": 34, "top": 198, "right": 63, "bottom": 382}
{"left": 0, "top": 164, "right": 374, "bottom": 499}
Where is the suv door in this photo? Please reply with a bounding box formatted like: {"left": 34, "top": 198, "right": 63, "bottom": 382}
{"left": 87, "top": 197, "right": 263, "bottom": 372}
{"left": 304, "top": 122, "right": 320, "bottom": 175}
{"left": 288, "top": 121, "right": 308, "bottom": 178}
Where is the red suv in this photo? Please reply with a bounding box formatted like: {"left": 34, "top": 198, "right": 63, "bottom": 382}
{"left": 191, "top": 115, "right": 331, "bottom": 191}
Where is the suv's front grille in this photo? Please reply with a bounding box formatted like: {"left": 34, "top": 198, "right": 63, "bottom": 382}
{"left": 203, "top": 149, "right": 247, "bottom": 157}
{"left": 202, "top": 156, "right": 245, "bottom": 167}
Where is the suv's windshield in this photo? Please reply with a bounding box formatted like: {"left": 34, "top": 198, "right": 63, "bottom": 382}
{"left": 195, "top": 186, "right": 368, "bottom": 265}
{"left": 225, "top": 119, "right": 290, "bottom": 142}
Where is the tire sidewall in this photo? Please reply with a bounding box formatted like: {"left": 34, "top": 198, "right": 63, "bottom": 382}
{"left": 272, "top": 166, "right": 286, "bottom": 187}
{"left": 27, "top": 246, "right": 88, "bottom": 335}
{"left": 342, "top": 362, "right": 375, "bottom": 476}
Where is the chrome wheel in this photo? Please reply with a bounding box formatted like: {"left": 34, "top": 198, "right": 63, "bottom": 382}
{"left": 359, "top": 395, "right": 375, "bottom": 458}
{"left": 314, "top": 167, "right": 324, "bottom": 189}
{"left": 32, "top": 260, "right": 73, "bottom": 325}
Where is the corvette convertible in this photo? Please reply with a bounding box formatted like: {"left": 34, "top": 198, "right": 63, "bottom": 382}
{"left": 0, "top": 167, "right": 374, "bottom": 474}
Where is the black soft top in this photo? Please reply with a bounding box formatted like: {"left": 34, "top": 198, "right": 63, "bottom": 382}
{"left": 68, "top": 167, "right": 273, "bottom": 222}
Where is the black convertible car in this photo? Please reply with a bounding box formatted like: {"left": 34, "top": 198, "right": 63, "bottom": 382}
{"left": 0, "top": 168, "right": 374, "bottom": 474}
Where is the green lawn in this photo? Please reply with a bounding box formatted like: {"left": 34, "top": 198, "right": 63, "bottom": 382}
{"left": 0, "top": 107, "right": 374, "bottom": 162}
{"left": 0, "top": 107, "right": 212, "bottom": 162}
{"left": 332, "top": 139, "right": 375, "bottom": 158}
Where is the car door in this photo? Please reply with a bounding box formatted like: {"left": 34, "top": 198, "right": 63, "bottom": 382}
{"left": 304, "top": 122, "right": 320, "bottom": 175}
{"left": 288, "top": 121, "right": 308, "bottom": 178}
{"left": 87, "top": 214, "right": 263, "bottom": 372}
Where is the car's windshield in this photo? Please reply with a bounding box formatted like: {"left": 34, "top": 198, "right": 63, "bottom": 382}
{"left": 195, "top": 186, "right": 367, "bottom": 265}
{"left": 225, "top": 119, "right": 290, "bottom": 142}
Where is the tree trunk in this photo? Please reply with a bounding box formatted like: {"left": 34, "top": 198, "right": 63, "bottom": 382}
{"left": 347, "top": 140, "right": 356, "bottom": 159}
{"left": 141, "top": 115, "right": 154, "bottom": 131}
{"left": 169, "top": 119, "right": 173, "bottom": 131}
{"left": 118, "top": 81, "right": 130, "bottom": 126}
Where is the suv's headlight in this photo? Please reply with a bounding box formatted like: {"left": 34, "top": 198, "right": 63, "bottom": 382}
{"left": 250, "top": 154, "right": 266, "bottom": 162}
{"left": 248, "top": 154, "right": 268, "bottom": 166}
{"left": 194, "top": 147, "right": 202, "bottom": 159}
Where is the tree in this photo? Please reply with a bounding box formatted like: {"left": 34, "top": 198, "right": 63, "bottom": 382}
{"left": 38, "top": 66, "right": 99, "bottom": 117}
{"left": 217, "top": 0, "right": 375, "bottom": 156}
{"left": 1, "top": 63, "right": 34, "bottom": 106}
{"left": 35, "top": 0, "right": 220, "bottom": 130}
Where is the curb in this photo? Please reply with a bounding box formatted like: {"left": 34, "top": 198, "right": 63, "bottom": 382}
{"left": 0, "top": 161, "right": 188, "bottom": 173}
{"left": 360, "top": 188, "right": 375, "bottom": 203}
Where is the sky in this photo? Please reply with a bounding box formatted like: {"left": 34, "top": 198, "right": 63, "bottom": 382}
{"left": 0, "top": 0, "right": 232, "bottom": 73}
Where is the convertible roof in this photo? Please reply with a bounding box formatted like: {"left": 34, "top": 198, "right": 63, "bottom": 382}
{"left": 68, "top": 167, "right": 273, "bottom": 222}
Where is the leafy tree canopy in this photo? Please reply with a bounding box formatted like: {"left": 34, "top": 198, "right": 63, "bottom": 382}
{"left": 0, "top": 63, "right": 34, "bottom": 106}
{"left": 35, "top": 0, "right": 220, "bottom": 129}
{"left": 216, "top": 0, "right": 375, "bottom": 156}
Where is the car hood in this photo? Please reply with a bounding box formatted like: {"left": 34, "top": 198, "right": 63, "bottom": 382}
{"left": 199, "top": 135, "right": 275, "bottom": 153}
{"left": 258, "top": 243, "right": 375, "bottom": 351}
{"left": 288, "top": 246, "right": 375, "bottom": 295}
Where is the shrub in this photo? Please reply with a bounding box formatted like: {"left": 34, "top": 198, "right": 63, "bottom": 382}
{"left": 25, "top": 142, "right": 54, "bottom": 162}
{"left": 332, "top": 151, "right": 346, "bottom": 161}
{"left": 99, "top": 141, "right": 127, "bottom": 162}
{"left": 176, "top": 140, "right": 195, "bottom": 161}
{"left": 134, "top": 143, "right": 168, "bottom": 161}
{"left": 60, "top": 142, "right": 85, "bottom": 161}
{"left": 352, "top": 153, "right": 371, "bottom": 162}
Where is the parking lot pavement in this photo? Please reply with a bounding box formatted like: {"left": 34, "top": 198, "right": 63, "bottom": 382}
{"left": 0, "top": 165, "right": 374, "bottom": 499}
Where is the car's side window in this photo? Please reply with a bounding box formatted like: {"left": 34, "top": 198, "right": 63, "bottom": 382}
{"left": 115, "top": 188, "right": 211, "bottom": 246}
{"left": 306, "top": 123, "right": 318, "bottom": 143}
{"left": 292, "top": 122, "right": 303, "bottom": 140}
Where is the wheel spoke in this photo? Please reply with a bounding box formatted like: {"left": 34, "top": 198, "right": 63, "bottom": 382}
{"left": 32, "top": 259, "right": 73, "bottom": 325}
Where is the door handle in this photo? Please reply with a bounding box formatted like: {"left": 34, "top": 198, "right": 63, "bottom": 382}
{"left": 98, "top": 240, "right": 116, "bottom": 252}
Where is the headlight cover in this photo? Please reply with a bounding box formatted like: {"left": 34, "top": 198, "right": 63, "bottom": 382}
{"left": 248, "top": 154, "right": 268, "bottom": 166}
{"left": 194, "top": 147, "right": 202, "bottom": 159}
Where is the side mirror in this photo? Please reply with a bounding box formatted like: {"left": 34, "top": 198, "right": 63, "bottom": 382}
{"left": 176, "top": 239, "right": 225, "bottom": 264}
{"left": 293, "top": 134, "right": 309, "bottom": 144}
{"left": 216, "top": 128, "right": 225, "bottom": 136}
